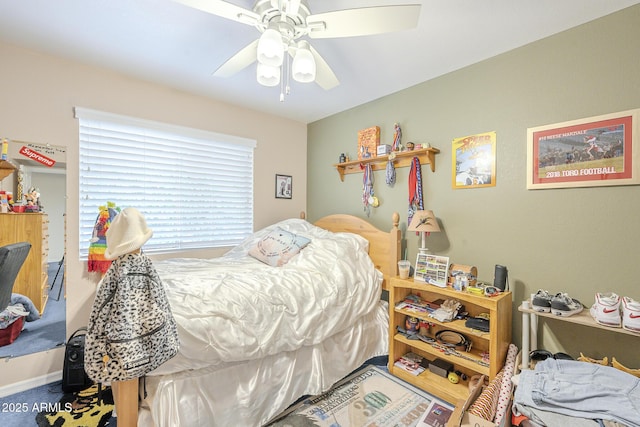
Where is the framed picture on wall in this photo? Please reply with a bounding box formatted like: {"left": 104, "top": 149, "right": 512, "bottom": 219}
{"left": 275, "top": 174, "right": 292, "bottom": 199}
{"left": 451, "top": 131, "right": 496, "bottom": 189}
{"left": 527, "top": 108, "right": 640, "bottom": 189}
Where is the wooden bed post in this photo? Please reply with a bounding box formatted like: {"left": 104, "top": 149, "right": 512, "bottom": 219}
{"left": 388, "top": 212, "right": 401, "bottom": 280}
{"left": 112, "top": 378, "right": 139, "bottom": 427}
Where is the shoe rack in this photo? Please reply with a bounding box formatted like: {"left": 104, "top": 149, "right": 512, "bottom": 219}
{"left": 519, "top": 302, "right": 640, "bottom": 370}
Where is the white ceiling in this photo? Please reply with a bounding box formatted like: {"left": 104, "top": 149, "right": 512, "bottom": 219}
{"left": 0, "top": 0, "right": 638, "bottom": 123}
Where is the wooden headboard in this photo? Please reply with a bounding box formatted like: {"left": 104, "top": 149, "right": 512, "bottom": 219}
{"left": 312, "top": 213, "right": 401, "bottom": 291}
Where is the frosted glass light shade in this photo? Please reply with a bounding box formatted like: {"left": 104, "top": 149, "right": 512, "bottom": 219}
{"left": 257, "top": 63, "right": 280, "bottom": 86}
{"left": 257, "top": 28, "right": 284, "bottom": 67}
{"left": 292, "top": 41, "right": 316, "bottom": 83}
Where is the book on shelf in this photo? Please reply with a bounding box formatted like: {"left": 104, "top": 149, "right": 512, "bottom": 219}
{"left": 395, "top": 294, "right": 444, "bottom": 314}
{"left": 394, "top": 352, "right": 426, "bottom": 376}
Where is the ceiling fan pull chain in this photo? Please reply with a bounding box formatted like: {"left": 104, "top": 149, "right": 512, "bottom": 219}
{"left": 285, "top": 53, "right": 291, "bottom": 95}
{"left": 279, "top": 61, "right": 285, "bottom": 102}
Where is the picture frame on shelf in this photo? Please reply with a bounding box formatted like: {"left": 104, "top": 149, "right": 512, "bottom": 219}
{"left": 414, "top": 253, "right": 449, "bottom": 287}
{"left": 357, "top": 125, "right": 380, "bottom": 160}
{"left": 527, "top": 108, "right": 640, "bottom": 189}
{"left": 275, "top": 174, "right": 292, "bottom": 199}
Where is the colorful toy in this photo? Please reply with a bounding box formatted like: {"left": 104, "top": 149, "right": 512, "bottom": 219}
{"left": 88, "top": 201, "right": 121, "bottom": 273}
{"left": 24, "top": 186, "right": 42, "bottom": 212}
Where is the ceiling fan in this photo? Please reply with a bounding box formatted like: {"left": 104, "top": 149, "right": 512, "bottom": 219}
{"left": 175, "top": 0, "right": 421, "bottom": 99}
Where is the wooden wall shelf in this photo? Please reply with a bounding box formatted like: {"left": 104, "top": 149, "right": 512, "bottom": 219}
{"left": 333, "top": 147, "right": 440, "bottom": 181}
{"left": 0, "top": 159, "right": 16, "bottom": 180}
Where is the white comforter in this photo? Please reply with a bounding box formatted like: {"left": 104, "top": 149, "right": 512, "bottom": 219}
{"left": 151, "top": 219, "right": 383, "bottom": 374}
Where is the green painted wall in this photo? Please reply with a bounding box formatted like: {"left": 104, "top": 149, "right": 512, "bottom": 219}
{"left": 308, "top": 5, "right": 640, "bottom": 364}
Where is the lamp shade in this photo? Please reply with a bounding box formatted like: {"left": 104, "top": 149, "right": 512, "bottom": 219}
{"left": 257, "top": 63, "right": 280, "bottom": 87}
{"left": 407, "top": 210, "right": 440, "bottom": 233}
{"left": 292, "top": 41, "right": 316, "bottom": 83}
{"left": 408, "top": 210, "right": 440, "bottom": 252}
{"left": 257, "top": 28, "right": 284, "bottom": 67}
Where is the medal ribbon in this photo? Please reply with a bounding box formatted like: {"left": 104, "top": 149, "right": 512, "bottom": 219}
{"left": 385, "top": 158, "right": 396, "bottom": 186}
{"left": 362, "top": 164, "right": 374, "bottom": 217}
{"left": 408, "top": 156, "right": 423, "bottom": 226}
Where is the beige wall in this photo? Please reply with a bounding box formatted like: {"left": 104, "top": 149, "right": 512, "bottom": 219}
{"left": 308, "top": 5, "right": 640, "bottom": 364}
{"left": 0, "top": 41, "right": 306, "bottom": 389}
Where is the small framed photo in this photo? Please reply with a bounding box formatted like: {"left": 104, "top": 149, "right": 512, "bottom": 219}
{"left": 275, "top": 174, "right": 292, "bottom": 199}
{"left": 414, "top": 253, "right": 450, "bottom": 288}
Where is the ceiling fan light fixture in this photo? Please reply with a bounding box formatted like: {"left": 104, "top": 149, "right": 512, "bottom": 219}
{"left": 257, "top": 63, "right": 280, "bottom": 86}
{"left": 257, "top": 27, "right": 284, "bottom": 67}
{"left": 292, "top": 41, "right": 316, "bottom": 83}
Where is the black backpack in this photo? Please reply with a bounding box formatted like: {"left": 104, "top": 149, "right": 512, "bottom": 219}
{"left": 62, "top": 327, "right": 94, "bottom": 393}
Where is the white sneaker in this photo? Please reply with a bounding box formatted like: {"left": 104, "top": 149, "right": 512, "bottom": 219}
{"left": 622, "top": 296, "right": 640, "bottom": 332}
{"left": 589, "top": 292, "right": 621, "bottom": 327}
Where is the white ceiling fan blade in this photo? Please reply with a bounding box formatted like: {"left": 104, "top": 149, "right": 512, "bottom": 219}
{"left": 307, "top": 4, "right": 421, "bottom": 39}
{"left": 173, "top": 0, "right": 259, "bottom": 25}
{"left": 213, "top": 40, "right": 259, "bottom": 77}
{"left": 309, "top": 45, "right": 339, "bottom": 90}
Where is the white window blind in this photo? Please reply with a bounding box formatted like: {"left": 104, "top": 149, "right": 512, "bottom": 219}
{"left": 75, "top": 107, "right": 256, "bottom": 258}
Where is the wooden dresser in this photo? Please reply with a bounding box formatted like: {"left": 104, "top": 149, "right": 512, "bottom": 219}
{"left": 0, "top": 213, "right": 49, "bottom": 314}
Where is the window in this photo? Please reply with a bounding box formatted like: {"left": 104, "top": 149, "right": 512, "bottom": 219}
{"left": 75, "top": 107, "right": 256, "bottom": 258}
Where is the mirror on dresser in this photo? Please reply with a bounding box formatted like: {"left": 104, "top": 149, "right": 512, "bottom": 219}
{"left": 0, "top": 140, "right": 66, "bottom": 359}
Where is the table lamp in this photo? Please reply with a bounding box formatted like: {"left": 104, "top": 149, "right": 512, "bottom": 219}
{"left": 407, "top": 210, "right": 440, "bottom": 253}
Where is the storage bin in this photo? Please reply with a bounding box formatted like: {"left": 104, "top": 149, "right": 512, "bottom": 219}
{"left": 0, "top": 316, "right": 24, "bottom": 346}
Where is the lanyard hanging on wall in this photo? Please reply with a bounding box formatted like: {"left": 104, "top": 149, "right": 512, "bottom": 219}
{"left": 362, "top": 163, "right": 378, "bottom": 217}
{"left": 408, "top": 156, "right": 423, "bottom": 226}
{"left": 386, "top": 153, "right": 396, "bottom": 186}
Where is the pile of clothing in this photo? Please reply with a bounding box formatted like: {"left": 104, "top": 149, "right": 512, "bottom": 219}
{"left": 513, "top": 358, "right": 639, "bottom": 426}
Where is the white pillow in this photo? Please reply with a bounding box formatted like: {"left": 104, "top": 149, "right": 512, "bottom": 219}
{"left": 248, "top": 227, "right": 311, "bottom": 267}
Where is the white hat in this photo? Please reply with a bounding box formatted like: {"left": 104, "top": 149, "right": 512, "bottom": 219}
{"left": 104, "top": 207, "right": 153, "bottom": 260}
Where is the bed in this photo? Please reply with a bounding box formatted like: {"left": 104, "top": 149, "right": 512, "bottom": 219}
{"left": 137, "top": 212, "right": 401, "bottom": 427}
